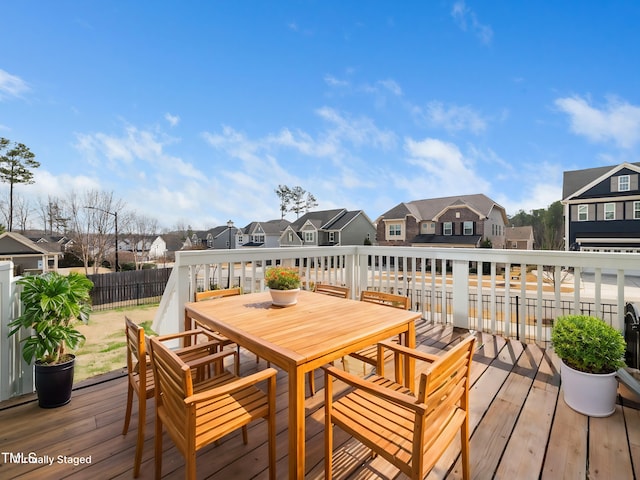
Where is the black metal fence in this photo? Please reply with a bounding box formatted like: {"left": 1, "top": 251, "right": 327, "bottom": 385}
{"left": 88, "top": 268, "right": 172, "bottom": 311}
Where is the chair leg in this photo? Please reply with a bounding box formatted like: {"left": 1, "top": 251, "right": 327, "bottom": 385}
{"left": 134, "top": 395, "right": 146, "bottom": 478}
{"left": 242, "top": 425, "right": 248, "bottom": 444}
{"left": 154, "top": 415, "right": 163, "bottom": 480}
{"left": 186, "top": 450, "right": 197, "bottom": 480}
{"left": 461, "top": 418, "right": 471, "bottom": 480}
{"left": 122, "top": 382, "right": 133, "bottom": 435}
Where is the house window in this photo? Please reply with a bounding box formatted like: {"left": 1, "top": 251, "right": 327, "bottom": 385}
{"left": 619, "top": 175, "right": 630, "bottom": 192}
{"left": 604, "top": 203, "right": 615, "bottom": 220}
{"left": 288, "top": 232, "right": 293, "bottom": 242}
{"left": 388, "top": 224, "right": 402, "bottom": 236}
{"left": 237, "top": 235, "right": 243, "bottom": 245}
{"left": 634, "top": 201, "right": 640, "bottom": 219}
{"left": 328, "top": 232, "right": 335, "bottom": 243}
{"left": 463, "top": 221, "right": 473, "bottom": 235}
{"left": 304, "top": 231, "right": 315, "bottom": 243}
{"left": 577, "top": 204, "right": 588, "bottom": 221}
{"left": 443, "top": 222, "right": 453, "bottom": 235}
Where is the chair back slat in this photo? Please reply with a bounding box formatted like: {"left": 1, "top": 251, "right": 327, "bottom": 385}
{"left": 149, "top": 338, "right": 192, "bottom": 428}
{"left": 419, "top": 335, "right": 475, "bottom": 414}
{"left": 314, "top": 284, "right": 350, "bottom": 298}
{"left": 195, "top": 287, "right": 241, "bottom": 302}
{"left": 360, "top": 290, "right": 410, "bottom": 309}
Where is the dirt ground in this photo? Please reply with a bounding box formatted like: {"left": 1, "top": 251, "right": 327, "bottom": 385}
{"left": 74, "top": 304, "right": 158, "bottom": 383}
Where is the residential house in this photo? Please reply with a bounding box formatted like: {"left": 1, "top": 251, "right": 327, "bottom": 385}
{"left": 279, "top": 209, "right": 376, "bottom": 247}
{"left": 239, "top": 219, "right": 290, "bottom": 248}
{"left": 562, "top": 162, "right": 640, "bottom": 252}
{"left": 189, "top": 225, "right": 241, "bottom": 250}
{"left": 376, "top": 194, "right": 508, "bottom": 248}
{"left": 505, "top": 226, "right": 535, "bottom": 250}
{"left": 0, "top": 231, "right": 61, "bottom": 274}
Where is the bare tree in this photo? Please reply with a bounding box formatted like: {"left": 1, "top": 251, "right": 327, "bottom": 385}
{"left": 122, "top": 213, "right": 159, "bottom": 270}
{"left": 13, "top": 194, "right": 31, "bottom": 232}
{"left": 65, "top": 190, "right": 126, "bottom": 274}
{"left": 37, "top": 195, "right": 68, "bottom": 235}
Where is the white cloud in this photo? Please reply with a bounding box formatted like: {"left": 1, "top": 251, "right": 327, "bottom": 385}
{"left": 451, "top": 1, "right": 493, "bottom": 45}
{"left": 324, "top": 74, "right": 349, "bottom": 88}
{"left": 378, "top": 79, "right": 402, "bottom": 96}
{"left": 315, "top": 107, "right": 397, "bottom": 149}
{"left": 164, "top": 113, "right": 180, "bottom": 127}
{"left": 403, "top": 137, "right": 490, "bottom": 195}
{"left": 0, "top": 69, "right": 29, "bottom": 100}
{"left": 555, "top": 95, "right": 640, "bottom": 149}
{"left": 424, "top": 101, "right": 487, "bottom": 134}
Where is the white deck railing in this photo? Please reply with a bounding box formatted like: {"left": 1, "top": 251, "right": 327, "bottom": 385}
{"left": 153, "top": 246, "right": 640, "bottom": 346}
{"left": 0, "top": 261, "right": 32, "bottom": 402}
{"left": 3, "top": 247, "right": 640, "bottom": 401}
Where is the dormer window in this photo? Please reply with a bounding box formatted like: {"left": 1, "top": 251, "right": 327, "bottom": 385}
{"left": 619, "top": 175, "right": 630, "bottom": 192}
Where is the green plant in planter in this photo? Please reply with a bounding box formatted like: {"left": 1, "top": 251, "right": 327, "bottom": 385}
{"left": 551, "top": 314, "right": 626, "bottom": 374}
{"left": 265, "top": 266, "right": 301, "bottom": 290}
{"left": 8, "top": 271, "right": 93, "bottom": 365}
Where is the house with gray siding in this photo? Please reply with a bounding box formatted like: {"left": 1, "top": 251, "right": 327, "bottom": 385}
{"left": 279, "top": 209, "right": 376, "bottom": 247}
{"left": 238, "top": 219, "right": 290, "bottom": 248}
{"left": 562, "top": 162, "right": 640, "bottom": 252}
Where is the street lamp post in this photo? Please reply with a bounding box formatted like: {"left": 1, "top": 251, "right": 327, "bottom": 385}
{"left": 227, "top": 220, "right": 233, "bottom": 287}
{"left": 85, "top": 206, "right": 119, "bottom": 272}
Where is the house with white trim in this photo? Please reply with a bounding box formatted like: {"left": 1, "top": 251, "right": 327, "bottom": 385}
{"left": 562, "top": 162, "right": 640, "bottom": 252}
{"left": 375, "top": 194, "right": 508, "bottom": 248}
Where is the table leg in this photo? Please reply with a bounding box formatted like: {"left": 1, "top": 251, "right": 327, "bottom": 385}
{"left": 288, "top": 367, "right": 306, "bottom": 479}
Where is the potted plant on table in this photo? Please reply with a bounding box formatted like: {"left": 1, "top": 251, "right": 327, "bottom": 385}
{"left": 265, "top": 266, "right": 301, "bottom": 307}
{"left": 8, "top": 271, "right": 93, "bottom": 408}
{"left": 551, "top": 314, "right": 626, "bottom": 417}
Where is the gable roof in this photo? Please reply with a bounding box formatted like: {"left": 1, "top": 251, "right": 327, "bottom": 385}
{"left": 289, "top": 209, "right": 347, "bottom": 231}
{"left": 0, "top": 231, "right": 62, "bottom": 255}
{"left": 379, "top": 194, "right": 507, "bottom": 223}
{"left": 562, "top": 162, "right": 640, "bottom": 200}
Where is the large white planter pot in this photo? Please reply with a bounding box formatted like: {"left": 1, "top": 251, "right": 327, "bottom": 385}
{"left": 560, "top": 361, "right": 618, "bottom": 417}
{"left": 269, "top": 288, "right": 300, "bottom": 307}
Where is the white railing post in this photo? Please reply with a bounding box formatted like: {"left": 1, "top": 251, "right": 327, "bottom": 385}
{"left": 452, "top": 259, "right": 470, "bottom": 328}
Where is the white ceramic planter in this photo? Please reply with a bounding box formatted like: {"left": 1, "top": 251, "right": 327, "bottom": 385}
{"left": 560, "top": 360, "right": 618, "bottom": 417}
{"left": 269, "top": 288, "right": 300, "bottom": 307}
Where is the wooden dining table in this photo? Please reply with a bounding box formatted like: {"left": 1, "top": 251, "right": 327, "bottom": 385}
{"left": 184, "top": 289, "right": 420, "bottom": 479}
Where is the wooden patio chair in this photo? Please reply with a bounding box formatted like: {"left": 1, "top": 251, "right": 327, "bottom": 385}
{"left": 186, "top": 287, "right": 242, "bottom": 350}
{"left": 343, "top": 290, "right": 410, "bottom": 374}
{"left": 323, "top": 335, "right": 476, "bottom": 480}
{"left": 149, "top": 336, "right": 277, "bottom": 480}
{"left": 307, "top": 283, "right": 351, "bottom": 396}
{"left": 122, "top": 316, "right": 224, "bottom": 478}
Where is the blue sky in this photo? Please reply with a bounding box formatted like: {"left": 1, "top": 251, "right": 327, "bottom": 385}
{"left": 2, "top": 1, "right": 640, "bottom": 230}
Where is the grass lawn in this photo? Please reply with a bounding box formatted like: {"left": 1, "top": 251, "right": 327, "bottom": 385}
{"left": 74, "top": 304, "right": 158, "bottom": 383}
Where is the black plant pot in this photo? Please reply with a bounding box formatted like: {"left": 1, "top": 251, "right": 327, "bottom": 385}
{"left": 35, "top": 354, "right": 75, "bottom": 408}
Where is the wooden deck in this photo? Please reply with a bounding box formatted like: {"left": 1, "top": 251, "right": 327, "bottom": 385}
{"left": 1, "top": 320, "right": 639, "bottom": 479}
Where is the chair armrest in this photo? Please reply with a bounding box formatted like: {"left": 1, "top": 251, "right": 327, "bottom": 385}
{"left": 186, "top": 367, "right": 278, "bottom": 404}
{"left": 185, "top": 350, "right": 237, "bottom": 370}
{"left": 377, "top": 340, "right": 439, "bottom": 363}
{"left": 323, "top": 365, "right": 426, "bottom": 414}
{"left": 155, "top": 328, "right": 212, "bottom": 342}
